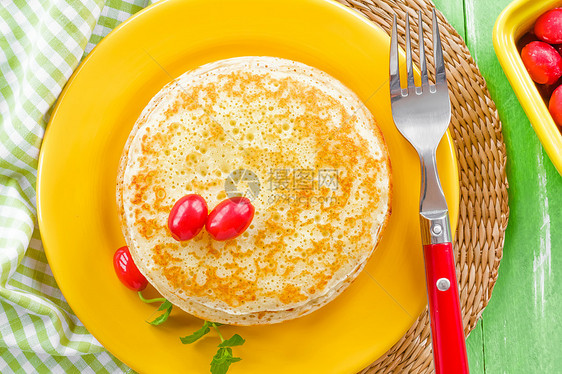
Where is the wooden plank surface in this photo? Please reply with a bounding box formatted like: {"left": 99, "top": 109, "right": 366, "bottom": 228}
{"left": 434, "top": 0, "right": 466, "bottom": 41}
{"left": 466, "top": 320, "right": 485, "bottom": 374}
{"left": 436, "top": 0, "right": 562, "bottom": 372}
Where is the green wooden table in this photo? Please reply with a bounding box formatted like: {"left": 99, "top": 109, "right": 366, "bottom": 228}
{"left": 432, "top": 0, "right": 562, "bottom": 372}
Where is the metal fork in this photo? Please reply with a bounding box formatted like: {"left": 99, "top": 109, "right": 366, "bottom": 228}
{"left": 390, "top": 10, "right": 469, "bottom": 373}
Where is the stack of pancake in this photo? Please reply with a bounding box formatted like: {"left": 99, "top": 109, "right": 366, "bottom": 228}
{"left": 117, "top": 57, "right": 391, "bottom": 325}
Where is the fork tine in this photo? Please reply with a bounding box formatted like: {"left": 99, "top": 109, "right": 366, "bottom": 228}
{"left": 418, "top": 11, "right": 429, "bottom": 87}
{"left": 432, "top": 8, "right": 447, "bottom": 85}
{"left": 405, "top": 13, "right": 415, "bottom": 90}
{"left": 390, "top": 14, "right": 401, "bottom": 96}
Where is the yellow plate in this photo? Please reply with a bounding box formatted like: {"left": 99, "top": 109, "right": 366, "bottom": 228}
{"left": 37, "top": 0, "right": 459, "bottom": 372}
{"left": 494, "top": 0, "right": 562, "bottom": 175}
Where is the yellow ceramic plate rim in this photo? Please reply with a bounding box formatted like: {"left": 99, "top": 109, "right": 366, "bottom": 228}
{"left": 37, "top": 0, "right": 459, "bottom": 372}
{"left": 494, "top": 0, "right": 562, "bottom": 175}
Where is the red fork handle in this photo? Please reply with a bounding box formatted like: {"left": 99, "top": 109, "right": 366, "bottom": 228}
{"left": 423, "top": 242, "right": 469, "bottom": 374}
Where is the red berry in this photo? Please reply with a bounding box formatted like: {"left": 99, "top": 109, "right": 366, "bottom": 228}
{"left": 535, "top": 8, "right": 562, "bottom": 44}
{"left": 206, "top": 197, "right": 255, "bottom": 241}
{"left": 113, "top": 246, "right": 148, "bottom": 291}
{"left": 521, "top": 41, "right": 562, "bottom": 85}
{"left": 168, "top": 194, "right": 208, "bottom": 241}
{"left": 549, "top": 84, "right": 562, "bottom": 127}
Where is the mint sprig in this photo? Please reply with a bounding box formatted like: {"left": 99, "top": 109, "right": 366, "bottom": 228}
{"left": 180, "top": 321, "right": 244, "bottom": 374}
{"left": 210, "top": 347, "right": 242, "bottom": 374}
{"left": 138, "top": 293, "right": 244, "bottom": 373}
{"left": 148, "top": 300, "right": 173, "bottom": 325}
{"left": 218, "top": 334, "right": 245, "bottom": 347}
{"left": 137, "top": 291, "right": 173, "bottom": 325}
{"left": 180, "top": 321, "right": 212, "bottom": 344}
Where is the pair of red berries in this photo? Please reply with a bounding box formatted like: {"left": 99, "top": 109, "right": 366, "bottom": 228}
{"left": 113, "top": 195, "right": 254, "bottom": 292}
{"left": 168, "top": 194, "right": 255, "bottom": 242}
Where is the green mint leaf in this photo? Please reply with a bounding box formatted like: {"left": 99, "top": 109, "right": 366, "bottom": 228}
{"left": 157, "top": 300, "right": 172, "bottom": 311}
{"left": 218, "top": 334, "right": 245, "bottom": 347}
{"left": 180, "top": 322, "right": 211, "bottom": 344}
{"left": 148, "top": 304, "right": 172, "bottom": 326}
{"left": 210, "top": 348, "right": 230, "bottom": 374}
{"left": 210, "top": 347, "right": 241, "bottom": 374}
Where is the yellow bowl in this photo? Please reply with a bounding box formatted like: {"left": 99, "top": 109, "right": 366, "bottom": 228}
{"left": 494, "top": 0, "right": 562, "bottom": 175}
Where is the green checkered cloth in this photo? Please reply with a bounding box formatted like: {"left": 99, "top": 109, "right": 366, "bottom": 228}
{"left": 0, "top": 1, "right": 155, "bottom": 372}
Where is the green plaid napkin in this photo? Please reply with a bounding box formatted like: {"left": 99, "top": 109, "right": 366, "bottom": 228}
{"left": 0, "top": 1, "right": 155, "bottom": 372}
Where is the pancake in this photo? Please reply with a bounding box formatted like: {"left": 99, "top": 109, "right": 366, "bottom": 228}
{"left": 117, "top": 56, "right": 391, "bottom": 325}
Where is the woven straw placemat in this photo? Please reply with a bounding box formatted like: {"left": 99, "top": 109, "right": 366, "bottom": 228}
{"left": 334, "top": 0, "right": 510, "bottom": 373}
